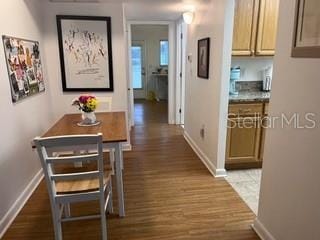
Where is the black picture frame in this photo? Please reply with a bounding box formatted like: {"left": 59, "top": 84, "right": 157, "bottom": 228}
{"left": 56, "top": 15, "right": 114, "bottom": 92}
{"left": 197, "top": 38, "right": 210, "bottom": 79}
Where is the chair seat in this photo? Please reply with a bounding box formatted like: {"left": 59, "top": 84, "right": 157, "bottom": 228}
{"left": 56, "top": 170, "right": 112, "bottom": 195}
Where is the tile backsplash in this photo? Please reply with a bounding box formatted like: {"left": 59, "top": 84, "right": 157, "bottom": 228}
{"left": 235, "top": 81, "right": 263, "bottom": 92}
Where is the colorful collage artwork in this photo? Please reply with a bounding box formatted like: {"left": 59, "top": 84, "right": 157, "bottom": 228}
{"left": 2, "top": 36, "right": 45, "bottom": 103}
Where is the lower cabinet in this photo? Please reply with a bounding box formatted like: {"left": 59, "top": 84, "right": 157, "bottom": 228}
{"left": 225, "top": 102, "right": 268, "bottom": 169}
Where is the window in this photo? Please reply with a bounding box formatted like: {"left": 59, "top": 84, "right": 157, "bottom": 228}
{"left": 160, "top": 40, "right": 169, "bottom": 66}
{"left": 131, "top": 46, "right": 143, "bottom": 89}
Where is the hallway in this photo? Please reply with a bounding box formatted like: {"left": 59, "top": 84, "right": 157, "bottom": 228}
{"left": 3, "top": 101, "right": 259, "bottom": 240}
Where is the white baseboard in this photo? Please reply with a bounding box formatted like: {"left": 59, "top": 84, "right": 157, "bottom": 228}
{"left": 0, "top": 169, "right": 44, "bottom": 239}
{"left": 252, "top": 218, "right": 276, "bottom": 240}
{"left": 183, "top": 131, "right": 227, "bottom": 178}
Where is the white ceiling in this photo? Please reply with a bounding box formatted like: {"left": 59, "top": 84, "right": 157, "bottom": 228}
{"left": 124, "top": 1, "right": 195, "bottom": 21}
{"left": 49, "top": 0, "right": 200, "bottom": 21}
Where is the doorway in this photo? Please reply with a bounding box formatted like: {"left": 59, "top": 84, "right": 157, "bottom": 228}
{"left": 127, "top": 21, "right": 176, "bottom": 127}
{"left": 130, "top": 24, "right": 169, "bottom": 125}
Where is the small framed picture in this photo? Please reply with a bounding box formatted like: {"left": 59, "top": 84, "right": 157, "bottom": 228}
{"left": 197, "top": 38, "right": 210, "bottom": 79}
{"left": 292, "top": 0, "right": 320, "bottom": 58}
{"left": 57, "top": 15, "right": 114, "bottom": 91}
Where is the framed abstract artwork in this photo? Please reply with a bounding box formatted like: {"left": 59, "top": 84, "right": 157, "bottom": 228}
{"left": 197, "top": 38, "right": 210, "bottom": 79}
{"left": 56, "top": 15, "right": 114, "bottom": 91}
{"left": 2, "top": 35, "right": 45, "bottom": 103}
{"left": 292, "top": 0, "right": 320, "bottom": 58}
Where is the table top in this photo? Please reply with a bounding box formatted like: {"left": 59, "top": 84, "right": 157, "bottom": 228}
{"left": 43, "top": 112, "right": 127, "bottom": 143}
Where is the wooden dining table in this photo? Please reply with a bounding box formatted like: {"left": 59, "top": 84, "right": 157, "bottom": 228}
{"left": 42, "top": 112, "right": 127, "bottom": 217}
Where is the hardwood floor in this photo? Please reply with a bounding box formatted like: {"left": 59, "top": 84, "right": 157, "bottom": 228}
{"left": 134, "top": 99, "right": 168, "bottom": 125}
{"left": 3, "top": 100, "right": 259, "bottom": 240}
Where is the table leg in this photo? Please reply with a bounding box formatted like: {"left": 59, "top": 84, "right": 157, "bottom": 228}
{"left": 114, "top": 143, "right": 125, "bottom": 217}
{"left": 156, "top": 76, "right": 160, "bottom": 102}
{"left": 120, "top": 145, "right": 124, "bottom": 170}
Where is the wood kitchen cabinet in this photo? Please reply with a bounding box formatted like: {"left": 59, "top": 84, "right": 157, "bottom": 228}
{"left": 232, "top": 0, "right": 259, "bottom": 56}
{"left": 226, "top": 102, "right": 267, "bottom": 169}
{"left": 232, "top": 0, "right": 279, "bottom": 56}
{"left": 259, "top": 102, "right": 269, "bottom": 160}
{"left": 255, "top": 0, "right": 280, "bottom": 55}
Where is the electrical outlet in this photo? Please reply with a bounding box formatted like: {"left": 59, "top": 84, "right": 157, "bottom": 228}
{"left": 31, "top": 140, "right": 36, "bottom": 150}
{"left": 200, "top": 124, "right": 205, "bottom": 139}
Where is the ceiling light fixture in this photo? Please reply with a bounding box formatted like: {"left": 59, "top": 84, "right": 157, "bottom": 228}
{"left": 183, "top": 11, "right": 194, "bottom": 24}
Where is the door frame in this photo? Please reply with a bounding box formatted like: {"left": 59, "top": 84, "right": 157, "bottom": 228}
{"left": 175, "top": 19, "right": 187, "bottom": 125}
{"left": 127, "top": 20, "right": 176, "bottom": 126}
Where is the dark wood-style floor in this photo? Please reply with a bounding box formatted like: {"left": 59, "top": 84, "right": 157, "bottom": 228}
{"left": 3, "top": 100, "right": 259, "bottom": 240}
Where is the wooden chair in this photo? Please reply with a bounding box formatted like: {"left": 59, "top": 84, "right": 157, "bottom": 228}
{"left": 95, "top": 96, "right": 123, "bottom": 170}
{"left": 34, "top": 133, "right": 113, "bottom": 240}
{"left": 96, "top": 96, "right": 113, "bottom": 112}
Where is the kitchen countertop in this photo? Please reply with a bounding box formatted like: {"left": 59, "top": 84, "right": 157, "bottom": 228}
{"left": 229, "top": 91, "right": 270, "bottom": 103}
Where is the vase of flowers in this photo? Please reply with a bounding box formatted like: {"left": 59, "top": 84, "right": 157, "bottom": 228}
{"left": 72, "top": 95, "right": 99, "bottom": 125}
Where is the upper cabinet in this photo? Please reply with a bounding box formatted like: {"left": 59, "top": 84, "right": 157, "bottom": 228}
{"left": 232, "top": 0, "right": 279, "bottom": 56}
{"left": 255, "top": 0, "right": 280, "bottom": 55}
{"left": 232, "top": 0, "right": 259, "bottom": 56}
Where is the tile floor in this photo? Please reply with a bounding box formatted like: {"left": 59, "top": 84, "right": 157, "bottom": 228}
{"left": 225, "top": 169, "right": 262, "bottom": 215}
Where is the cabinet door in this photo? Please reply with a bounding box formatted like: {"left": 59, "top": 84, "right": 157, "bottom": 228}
{"left": 255, "top": 0, "right": 279, "bottom": 56}
{"left": 232, "top": 0, "right": 259, "bottom": 56}
{"left": 226, "top": 117, "right": 262, "bottom": 163}
{"left": 259, "top": 103, "right": 269, "bottom": 160}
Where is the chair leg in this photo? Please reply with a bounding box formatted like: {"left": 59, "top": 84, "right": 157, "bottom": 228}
{"left": 53, "top": 203, "right": 63, "bottom": 240}
{"left": 100, "top": 198, "right": 108, "bottom": 240}
{"left": 107, "top": 181, "right": 113, "bottom": 214}
{"left": 64, "top": 204, "right": 71, "bottom": 218}
{"left": 119, "top": 148, "right": 124, "bottom": 170}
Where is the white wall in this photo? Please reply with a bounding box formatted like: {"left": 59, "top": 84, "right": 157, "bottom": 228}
{"left": 231, "top": 57, "right": 273, "bottom": 81}
{"left": 42, "top": 2, "right": 128, "bottom": 118}
{"left": 0, "top": 0, "right": 54, "bottom": 233}
{"left": 184, "top": 0, "right": 234, "bottom": 176}
{"left": 1, "top": 2, "right": 132, "bottom": 235}
{"left": 253, "top": 0, "right": 320, "bottom": 239}
{"left": 131, "top": 25, "right": 168, "bottom": 99}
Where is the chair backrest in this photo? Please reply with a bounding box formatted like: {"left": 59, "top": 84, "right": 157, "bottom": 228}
{"left": 96, "top": 96, "right": 112, "bottom": 112}
{"left": 34, "top": 134, "right": 104, "bottom": 197}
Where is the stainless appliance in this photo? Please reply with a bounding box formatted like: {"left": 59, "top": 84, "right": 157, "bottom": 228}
{"left": 230, "top": 67, "right": 240, "bottom": 95}
{"left": 262, "top": 66, "right": 273, "bottom": 92}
